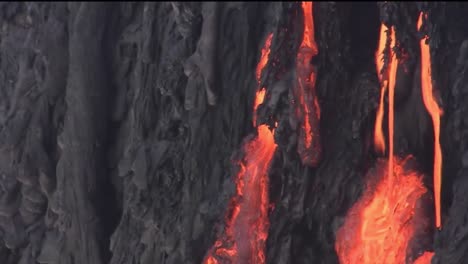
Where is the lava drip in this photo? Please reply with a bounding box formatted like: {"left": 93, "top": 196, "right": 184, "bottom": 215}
{"left": 203, "top": 34, "right": 277, "bottom": 264}
{"left": 373, "top": 24, "right": 398, "bottom": 178}
{"left": 253, "top": 33, "right": 273, "bottom": 127}
{"left": 374, "top": 24, "right": 389, "bottom": 154}
{"left": 387, "top": 27, "right": 398, "bottom": 182}
{"left": 335, "top": 23, "right": 434, "bottom": 264}
{"left": 413, "top": 252, "right": 435, "bottom": 264}
{"left": 295, "top": 1, "right": 321, "bottom": 167}
{"left": 417, "top": 11, "right": 444, "bottom": 229}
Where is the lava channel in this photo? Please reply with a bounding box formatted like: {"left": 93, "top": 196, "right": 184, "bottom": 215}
{"left": 374, "top": 23, "right": 389, "bottom": 154}
{"left": 373, "top": 23, "right": 398, "bottom": 180}
{"left": 295, "top": 1, "right": 321, "bottom": 167}
{"left": 203, "top": 34, "right": 277, "bottom": 264}
{"left": 336, "top": 21, "right": 434, "bottom": 264}
{"left": 418, "top": 11, "right": 444, "bottom": 229}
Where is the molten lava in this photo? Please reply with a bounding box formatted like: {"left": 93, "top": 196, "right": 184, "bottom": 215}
{"left": 253, "top": 33, "right": 274, "bottom": 127}
{"left": 253, "top": 88, "right": 266, "bottom": 127}
{"left": 295, "top": 1, "right": 321, "bottom": 167}
{"left": 203, "top": 33, "right": 277, "bottom": 264}
{"left": 374, "top": 24, "right": 389, "bottom": 154}
{"left": 373, "top": 24, "right": 398, "bottom": 177}
{"left": 335, "top": 157, "right": 429, "bottom": 264}
{"left": 203, "top": 124, "right": 276, "bottom": 264}
{"left": 413, "top": 252, "right": 435, "bottom": 264}
{"left": 256, "top": 33, "right": 274, "bottom": 83}
{"left": 336, "top": 21, "right": 435, "bottom": 264}
{"left": 418, "top": 11, "right": 443, "bottom": 229}
{"left": 387, "top": 27, "right": 398, "bottom": 182}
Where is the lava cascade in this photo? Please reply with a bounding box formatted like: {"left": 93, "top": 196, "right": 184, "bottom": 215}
{"left": 374, "top": 23, "right": 389, "bottom": 154}
{"left": 335, "top": 157, "right": 429, "bottom": 264}
{"left": 335, "top": 22, "right": 434, "bottom": 264}
{"left": 418, "top": 11, "right": 443, "bottom": 229}
{"left": 203, "top": 34, "right": 277, "bottom": 264}
{"left": 253, "top": 33, "right": 273, "bottom": 127}
{"left": 295, "top": 1, "right": 321, "bottom": 167}
{"left": 387, "top": 26, "right": 398, "bottom": 181}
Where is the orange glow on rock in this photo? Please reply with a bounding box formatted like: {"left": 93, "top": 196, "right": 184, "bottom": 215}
{"left": 413, "top": 252, "right": 435, "bottom": 264}
{"left": 256, "top": 33, "right": 274, "bottom": 83}
{"left": 335, "top": 157, "right": 429, "bottom": 264}
{"left": 373, "top": 24, "right": 398, "bottom": 178}
{"left": 374, "top": 81, "right": 387, "bottom": 154}
{"left": 375, "top": 24, "right": 388, "bottom": 81}
{"left": 337, "top": 22, "right": 435, "bottom": 264}
{"left": 253, "top": 33, "right": 274, "bottom": 127}
{"left": 203, "top": 125, "right": 277, "bottom": 264}
{"left": 387, "top": 27, "right": 398, "bottom": 183}
{"left": 253, "top": 88, "right": 266, "bottom": 127}
{"left": 374, "top": 24, "right": 389, "bottom": 154}
{"left": 418, "top": 11, "right": 443, "bottom": 229}
{"left": 296, "top": 1, "right": 321, "bottom": 167}
{"left": 301, "top": 2, "right": 318, "bottom": 56}
{"left": 203, "top": 32, "right": 277, "bottom": 264}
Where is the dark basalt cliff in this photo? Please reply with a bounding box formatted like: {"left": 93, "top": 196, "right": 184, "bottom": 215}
{"left": 0, "top": 2, "right": 468, "bottom": 264}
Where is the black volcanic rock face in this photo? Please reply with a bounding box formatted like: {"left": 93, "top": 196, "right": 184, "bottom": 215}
{"left": 0, "top": 2, "right": 467, "bottom": 264}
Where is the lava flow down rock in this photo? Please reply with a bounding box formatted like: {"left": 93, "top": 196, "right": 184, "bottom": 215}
{"left": 335, "top": 156, "right": 430, "bottom": 264}
{"left": 3, "top": 2, "right": 468, "bottom": 264}
{"left": 202, "top": 33, "right": 277, "bottom": 264}
{"left": 294, "top": 1, "right": 321, "bottom": 167}
{"left": 335, "top": 11, "right": 436, "bottom": 264}
{"left": 417, "top": 11, "right": 444, "bottom": 230}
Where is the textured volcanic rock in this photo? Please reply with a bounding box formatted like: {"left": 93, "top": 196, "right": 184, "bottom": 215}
{"left": 0, "top": 2, "right": 468, "bottom": 264}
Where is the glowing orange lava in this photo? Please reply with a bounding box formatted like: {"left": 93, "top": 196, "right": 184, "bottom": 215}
{"left": 387, "top": 27, "right": 398, "bottom": 183}
{"left": 373, "top": 24, "right": 398, "bottom": 178}
{"left": 203, "top": 33, "right": 277, "bottom": 264}
{"left": 374, "top": 24, "right": 389, "bottom": 154}
{"left": 253, "top": 33, "right": 274, "bottom": 127}
{"left": 256, "top": 33, "right": 274, "bottom": 83}
{"left": 413, "top": 251, "right": 435, "bottom": 264}
{"left": 296, "top": 1, "right": 321, "bottom": 167}
{"left": 203, "top": 124, "right": 277, "bottom": 264}
{"left": 335, "top": 157, "right": 429, "bottom": 264}
{"left": 336, "top": 21, "right": 435, "bottom": 264}
{"left": 418, "top": 11, "right": 443, "bottom": 229}
{"left": 253, "top": 88, "right": 266, "bottom": 127}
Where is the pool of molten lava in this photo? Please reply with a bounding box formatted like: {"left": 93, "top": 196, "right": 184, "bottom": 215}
{"left": 335, "top": 156, "right": 433, "bottom": 264}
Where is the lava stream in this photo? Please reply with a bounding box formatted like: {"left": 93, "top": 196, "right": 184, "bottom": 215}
{"left": 374, "top": 24, "right": 389, "bottom": 154}
{"left": 417, "top": 11, "right": 443, "bottom": 229}
{"left": 296, "top": 1, "right": 321, "bottom": 167}
{"left": 253, "top": 33, "right": 274, "bottom": 127}
{"left": 203, "top": 124, "right": 276, "bottom": 264}
{"left": 203, "top": 34, "right": 277, "bottom": 264}
{"left": 373, "top": 24, "right": 398, "bottom": 180}
{"left": 335, "top": 157, "right": 429, "bottom": 264}
{"left": 253, "top": 89, "right": 266, "bottom": 127}
{"left": 387, "top": 27, "right": 398, "bottom": 183}
{"left": 413, "top": 252, "right": 435, "bottom": 264}
{"left": 336, "top": 21, "right": 435, "bottom": 264}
